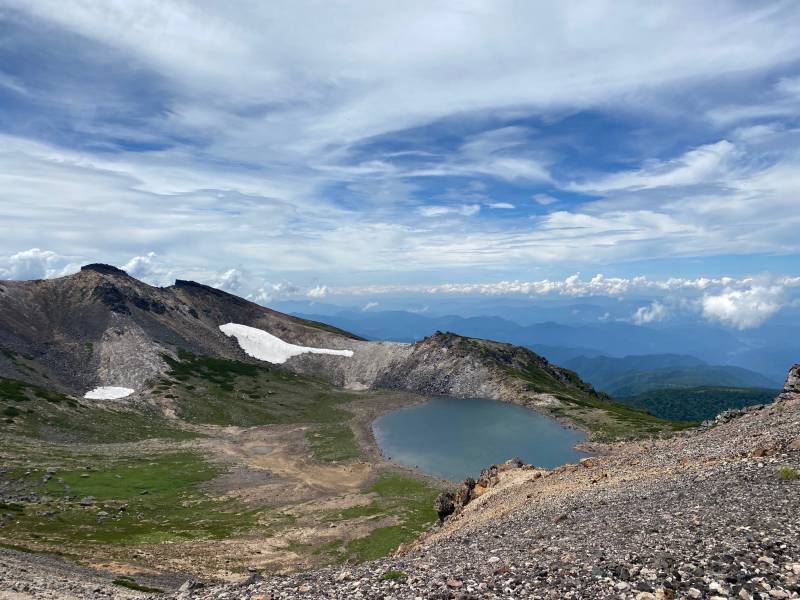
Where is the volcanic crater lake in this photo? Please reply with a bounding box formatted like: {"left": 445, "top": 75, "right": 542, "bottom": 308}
{"left": 373, "top": 397, "right": 586, "bottom": 481}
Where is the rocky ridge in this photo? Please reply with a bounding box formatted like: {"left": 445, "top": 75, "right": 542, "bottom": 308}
{"left": 0, "top": 265, "right": 606, "bottom": 429}
{"left": 154, "top": 365, "right": 800, "bottom": 600}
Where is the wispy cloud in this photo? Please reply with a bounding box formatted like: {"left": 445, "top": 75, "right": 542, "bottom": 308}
{"left": 419, "top": 204, "right": 481, "bottom": 217}
{"left": 0, "top": 2, "right": 799, "bottom": 288}
{"left": 570, "top": 140, "right": 737, "bottom": 192}
{"left": 533, "top": 194, "right": 558, "bottom": 206}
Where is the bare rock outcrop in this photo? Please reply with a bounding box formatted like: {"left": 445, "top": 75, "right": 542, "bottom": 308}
{"left": 782, "top": 363, "right": 800, "bottom": 396}
{"left": 0, "top": 268, "right": 603, "bottom": 413}
{"left": 434, "top": 458, "right": 529, "bottom": 523}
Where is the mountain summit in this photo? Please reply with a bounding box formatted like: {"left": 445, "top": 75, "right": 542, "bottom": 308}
{"left": 0, "top": 264, "right": 668, "bottom": 437}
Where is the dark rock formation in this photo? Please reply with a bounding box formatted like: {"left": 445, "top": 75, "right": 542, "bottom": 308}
{"left": 90, "top": 282, "right": 131, "bottom": 314}
{"left": 784, "top": 363, "right": 800, "bottom": 395}
{"left": 131, "top": 295, "right": 167, "bottom": 314}
{"left": 436, "top": 459, "right": 530, "bottom": 524}
{"left": 79, "top": 263, "right": 128, "bottom": 276}
{"left": 434, "top": 491, "right": 455, "bottom": 522}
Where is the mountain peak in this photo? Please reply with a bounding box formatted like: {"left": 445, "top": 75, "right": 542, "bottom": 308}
{"left": 79, "top": 263, "right": 129, "bottom": 276}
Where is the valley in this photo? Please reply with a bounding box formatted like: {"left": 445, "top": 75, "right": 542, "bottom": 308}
{"left": 4, "top": 6, "right": 799, "bottom": 598}
{"left": 0, "top": 264, "right": 797, "bottom": 599}
{"left": 1, "top": 362, "right": 442, "bottom": 592}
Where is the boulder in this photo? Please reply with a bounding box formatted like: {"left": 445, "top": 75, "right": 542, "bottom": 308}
{"left": 784, "top": 364, "right": 800, "bottom": 394}
{"left": 434, "top": 491, "right": 455, "bottom": 522}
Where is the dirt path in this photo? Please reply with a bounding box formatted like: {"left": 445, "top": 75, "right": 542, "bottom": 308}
{"left": 198, "top": 424, "right": 375, "bottom": 505}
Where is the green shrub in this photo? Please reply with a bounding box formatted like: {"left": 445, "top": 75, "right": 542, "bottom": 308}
{"left": 2, "top": 406, "right": 20, "bottom": 417}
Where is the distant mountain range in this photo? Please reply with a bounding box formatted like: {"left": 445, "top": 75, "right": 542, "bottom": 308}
{"left": 561, "top": 354, "right": 778, "bottom": 396}
{"left": 614, "top": 386, "right": 779, "bottom": 422}
{"left": 292, "top": 309, "right": 794, "bottom": 384}
{"left": 1, "top": 264, "right": 674, "bottom": 439}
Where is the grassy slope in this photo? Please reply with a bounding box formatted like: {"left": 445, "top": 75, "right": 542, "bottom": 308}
{"left": 614, "top": 386, "right": 778, "bottom": 422}
{"left": 343, "top": 473, "right": 439, "bottom": 561}
{"left": 163, "top": 350, "right": 354, "bottom": 426}
{"left": 1, "top": 451, "right": 260, "bottom": 548}
{"left": 292, "top": 316, "right": 367, "bottom": 341}
{"left": 161, "top": 350, "right": 361, "bottom": 461}
{"left": 0, "top": 376, "right": 195, "bottom": 443}
{"left": 1, "top": 351, "right": 440, "bottom": 572}
{"left": 506, "top": 361, "right": 694, "bottom": 439}
{"left": 313, "top": 472, "right": 439, "bottom": 563}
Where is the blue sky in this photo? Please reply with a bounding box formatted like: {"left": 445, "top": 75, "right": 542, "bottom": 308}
{"left": 1, "top": 1, "right": 800, "bottom": 328}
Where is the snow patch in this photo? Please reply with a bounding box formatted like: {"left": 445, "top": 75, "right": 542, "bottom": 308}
{"left": 219, "top": 323, "right": 354, "bottom": 364}
{"left": 84, "top": 386, "right": 135, "bottom": 400}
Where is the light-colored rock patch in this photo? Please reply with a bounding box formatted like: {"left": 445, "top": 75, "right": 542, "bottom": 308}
{"left": 96, "top": 323, "right": 165, "bottom": 388}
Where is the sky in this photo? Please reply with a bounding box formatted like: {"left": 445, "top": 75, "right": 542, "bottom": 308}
{"left": 1, "top": 1, "right": 800, "bottom": 329}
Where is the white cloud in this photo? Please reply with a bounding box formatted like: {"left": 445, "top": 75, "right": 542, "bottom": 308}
{"left": 776, "top": 76, "right": 800, "bottom": 97}
{"left": 121, "top": 252, "right": 175, "bottom": 285}
{"left": 362, "top": 301, "right": 379, "bottom": 311}
{"left": 0, "top": 248, "right": 78, "bottom": 280}
{"left": 533, "top": 194, "right": 558, "bottom": 206}
{"left": 419, "top": 204, "right": 481, "bottom": 217}
{"left": 307, "top": 285, "right": 329, "bottom": 299}
{"left": 122, "top": 252, "right": 158, "bottom": 279}
{"left": 632, "top": 301, "right": 668, "bottom": 325}
{"left": 212, "top": 268, "right": 244, "bottom": 293}
{"left": 708, "top": 77, "right": 800, "bottom": 126}
{"left": 1, "top": 4, "right": 800, "bottom": 282}
{"left": 12, "top": 1, "right": 799, "bottom": 156}
{"left": 701, "top": 286, "right": 785, "bottom": 329}
{"left": 247, "top": 281, "right": 301, "bottom": 305}
{"left": 487, "top": 202, "right": 514, "bottom": 209}
{"left": 571, "top": 140, "right": 737, "bottom": 192}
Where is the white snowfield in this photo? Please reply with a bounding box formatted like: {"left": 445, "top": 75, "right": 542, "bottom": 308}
{"left": 83, "top": 386, "right": 135, "bottom": 400}
{"left": 219, "top": 323, "right": 354, "bottom": 364}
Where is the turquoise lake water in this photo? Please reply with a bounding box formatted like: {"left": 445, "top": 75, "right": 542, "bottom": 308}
{"left": 372, "top": 396, "right": 586, "bottom": 482}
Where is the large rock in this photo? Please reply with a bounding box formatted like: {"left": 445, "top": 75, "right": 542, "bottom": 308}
{"left": 783, "top": 364, "right": 800, "bottom": 395}
{"left": 434, "top": 491, "right": 455, "bottom": 522}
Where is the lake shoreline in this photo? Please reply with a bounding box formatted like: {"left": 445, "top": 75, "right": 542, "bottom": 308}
{"left": 369, "top": 396, "right": 587, "bottom": 482}
{"left": 343, "top": 390, "right": 455, "bottom": 487}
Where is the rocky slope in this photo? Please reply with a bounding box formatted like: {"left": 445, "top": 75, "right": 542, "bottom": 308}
{"left": 155, "top": 365, "right": 800, "bottom": 600}
{"left": 0, "top": 264, "right": 640, "bottom": 436}
{"left": 0, "top": 264, "right": 362, "bottom": 395}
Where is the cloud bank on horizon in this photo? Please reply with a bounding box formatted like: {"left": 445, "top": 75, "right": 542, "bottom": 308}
{"left": 1, "top": 248, "right": 797, "bottom": 331}
{"left": 1, "top": 2, "right": 800, "bottom": 328}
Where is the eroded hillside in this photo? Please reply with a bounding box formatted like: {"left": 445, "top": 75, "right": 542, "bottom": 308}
{"left": 154, "top": 365, "right": 800, "bottom": 600}
{"left": 0, "top": 264, "right": 676, "bottom": 438}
